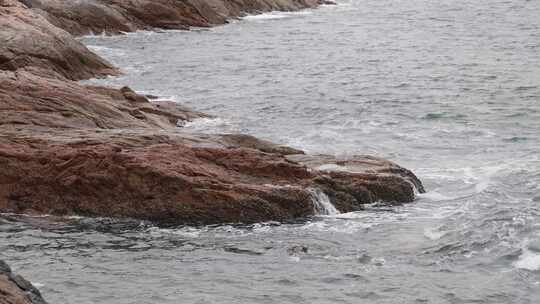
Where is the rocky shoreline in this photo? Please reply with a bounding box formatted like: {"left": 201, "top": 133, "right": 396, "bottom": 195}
{"left": 1, "top": 0, "right": 424, "bottom": 225}
{"left": 0, "top": 260, "right": 48, "bottom": 304}
{"left": 21, "top": 0, "right": 333, "bottom": 35}
{"left": 1, "top": 0, "right": 425, "bottom": 301}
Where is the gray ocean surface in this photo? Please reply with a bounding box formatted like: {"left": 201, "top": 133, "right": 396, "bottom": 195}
{"left": 2, "top": 0, "right": 540, "bottom": 303}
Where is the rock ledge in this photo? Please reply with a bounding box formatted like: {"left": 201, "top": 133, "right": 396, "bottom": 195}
{"left": 0, "top": 0, "right": 425, "bottom": 225}
{"left": 0, "top": 260, "right": 48, "bottom": 304}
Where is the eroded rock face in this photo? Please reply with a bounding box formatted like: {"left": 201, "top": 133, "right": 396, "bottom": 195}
{"left": 0, "top": 0, "right": 117, "bottom": 80}
{"left": 0, "top": 260, "right": 48, "bottom": 304}
{"left": 0, "top": 127, "right": 423, "bottom": 224}
{"left": 20, "top": 0, "right": 325, "bottom": 35}
{"left": 0, "top": 70, "right": 424, "bottom": 224}
{"left": 0, "top": 70, "right": 208, "bottom": 129}
{"left": 0, "top": 0, "right": 424, "bottom": 225}
{"left": 288, "top": 154, "right": 425, "bottom": 205}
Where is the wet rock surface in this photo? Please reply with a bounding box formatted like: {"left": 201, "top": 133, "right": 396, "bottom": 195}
{"left": 0, "top": 125, "right": 424, "bottom": 224}
{"left": 0, "top": 0, "right": 424, "bottom": 225}
{"left": 0, "top": 260, "right": 48, "bottom": 304}
{"left": 19, "top": 0, "right": 326, "bottom": 36}
{"left": 0, "top": 0, "right": 117, "bottom": 80}
{"left": 0, "top": 70, "right": 208, "bottom": 129}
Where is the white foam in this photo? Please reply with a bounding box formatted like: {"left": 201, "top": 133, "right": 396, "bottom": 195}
{"left": 514, "top": 249, "right": 540, "bottom": 271}
{"left": 65, "top": 215, "right": 85, "bottom": 220}
{"left": 308, "top": 188, "right": 340, "bottom": 216}
{"left": 243, "top": 13, "right": 288, "bottom": 21}
{"left": 153, "top": 96, "right": 180, "bottom": 103}
{"left": 262, "top": 184, "right": 299, "bottom": 189}
{"left": 417, "top": 191, "right": 455, "bottom": 202}
{"left": 463, "top": 164, "right": 508, "bottom": 193}
{"left": 300, "top": 220, "right": 373, "bottom": 234}
{"left": 86, "top": 45, "right": 126, "bottom": 57}
{"left": 146, "top": 226, "right": 201, "bottom": 238}
{"left": 182, "top": 117, "right": 236, "bottom": 133}
{"left": 316, "top": 164, "right": 350, "bottom": 172}
{"left": 242, "top": 10, "right": 313, "bottom": 21}
{"left": 80, "top": 31, "right": 111, "bottom": 39}
{"left": 423, "top": 227, "right": 448, "bottom": 240}
{"left": 289, "top": 256, "right": 301, "bottom": 262}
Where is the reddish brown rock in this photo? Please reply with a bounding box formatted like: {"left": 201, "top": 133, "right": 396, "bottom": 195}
{"left": 0, "top": 71, "right": 424, "bottom": 224}
{"left": 0, "top": 0, "right": 425, "bottom": 225}
{"left": 288, "top": 154, "right": 425, "bottom": 207}
{"left": 0, "top": 0, "right": 117, "bottom": 80}
{"left": 21, "top": 0, "right": 324, "bottom": 36}
{"left": 0, "top": 126, "right": 423, "bottom": 224}
{"left": 0, "top": 260, "right": 48, "bottom": 304}
{"left": 0, "top": 70, "right": 208, "bottom": 129}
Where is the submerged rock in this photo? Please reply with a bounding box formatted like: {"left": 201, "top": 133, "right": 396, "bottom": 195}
{"left": 0, "top": 260, "right": 48, "bottom": 304}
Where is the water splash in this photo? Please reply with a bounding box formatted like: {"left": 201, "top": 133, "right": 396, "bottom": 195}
{"left": 242, "top": 10, "right": 313, "bottom": 21}
{"left": 308, "top": 188, "right": 340, "bottom": 216}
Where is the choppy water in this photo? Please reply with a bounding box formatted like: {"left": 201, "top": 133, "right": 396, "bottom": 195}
{"left": 2, "top": 0, "right": 540, "bottom": 303}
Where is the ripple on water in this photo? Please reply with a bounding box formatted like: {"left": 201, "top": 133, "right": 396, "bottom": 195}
{"left": 5, "top": 0, "right": 540, "bottom": 302}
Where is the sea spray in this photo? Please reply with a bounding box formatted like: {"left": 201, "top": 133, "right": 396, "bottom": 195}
{"left": 308, "top": 188, "right": 340, "bottom": 216}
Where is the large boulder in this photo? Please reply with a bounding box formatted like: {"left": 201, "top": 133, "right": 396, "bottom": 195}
{"left": 0, "top": 0, "right": 117, "bottom": 80}
{"left": 0, "top": 127, "right": 424, "bottom": 225}
{"left": 0, "top": 70, "right": 424, "bottom": 224}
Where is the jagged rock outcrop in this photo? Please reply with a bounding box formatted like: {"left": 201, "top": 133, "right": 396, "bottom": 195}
{"left": 19, "top": 0, "right": 327, "bottom": 36}
{"left": 0, "top": 260, "right": 48, "bottom": 304}
{"left": 0, "top": 0, "right": 424, "bottom": 225}
{"left": 0, "top": 127, "right": 422, "bottom": 224}
{"left": 0, "top": 70, "right": 423, "bottom": 224}
{"left": 0, "top": 2, "right": 425, "bottom": 304}
{"left": 0, "top": 0, "right": 117, "bottom": 80}
{"left": 0, "top": 70, "right": 208, "bottom": 129}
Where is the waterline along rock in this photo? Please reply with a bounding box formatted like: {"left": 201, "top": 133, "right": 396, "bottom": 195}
{"left": 0, "top": 0, "right": 118, "bottom": 80}
{"left": 16, "top": 0, "right": 330, "bottom": 36}
{"left": 0, "top": 260, "right": 48, "bottom": 304}
{"left": 0, "top": 0, "right": 424, "bottom": 225}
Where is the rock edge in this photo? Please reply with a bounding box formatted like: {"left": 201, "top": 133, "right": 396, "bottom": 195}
{"left": 0, "top": 0, "right": 425, "bottom": 226}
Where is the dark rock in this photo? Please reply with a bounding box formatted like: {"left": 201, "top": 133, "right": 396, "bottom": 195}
{"left": 0, "top": 260, "right": 48, "bottom": 304}
{"left": 10, "top": 274, "right": 36, "bottom": 293}
{"left": 224, "top": 247, "right": 264, "bottom": 255}
{"left": 19, "top": 0, "right": 41, "bottom": 8}
{"left": 287, "top": 245, "right": 309, "bottom": 255}
{"left": 0, "top": 260, "right": 12, "bottom": 273}
{"left": 145, "top": 94, "right": 160, "bottom": 100}
{"left": 357, "top": 253, "right": 372, "bottom": 264}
